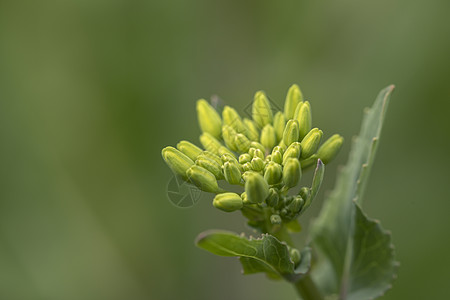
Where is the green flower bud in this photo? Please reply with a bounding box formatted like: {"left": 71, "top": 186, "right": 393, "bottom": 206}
{"left": 271, "top": 150, "right": 283, "bottom": 164}
{"left": 252, "top": 91, "right": 273, "bottom": 128}
{"left": 284, "top": 84, "right": 303, "bottom": 120}
{"left": 196, "top": 99, "right": 222, "bottom": 138}
{"left": 298, "top": 187, "right": 310, "bottom": 201}
{"left": 288, "top": 195, "right": 304, "bottom": 214}
{"left": 242, "top": 162, "right": 252, "bottom": 172}
{"left": 283, "top": 119, "right": 300, "bottom": 147}
{"left": 196, "top": 157, "right": 223, "bottom": 179}
{"left": 200, "top": 132, "right": 222, "bottom": 155}
{"left": 162, "top": 146, "right": 195, "bottom": 179}
{"left": 245, "top": 171, "right": 269, "bottom": 204}
{"left": 234, "top": 133, "right": 251, "bottom": 153}
{"left": 252, "top": 148, "right": 265, "bottom": 160}
{"left": 239, "top": 153, "right": 252, "bottom": 164}
{"left": 218, "top": 146, "right": 235, "bottom": 157}
{"left": 250, "top": 141, "right": 266, "bottom": 153}
{"left": 264, "top": 161, "right": 282, "bottom": 185}
{"left": 223, "top": 161, "right": 242, "bottom": 185}
{"left": 282, "top": 142, "right": 301, "bottom": 165}
{"left": 260, "top": 124, "right": 276, "bottom": 150}
{"left": 294, "top": 101, "right": 312, "bottom": 140}
{"left": 272, "top": 145, "right": 284, "bottom": 155}
{"left": 270, "top": 214, "right": 282, "bottom": 225}
{"left": 273, "top": 111, "right": 286, "bottom": 142}
{"left": 290, "top": 248, "right": 301, "bottom": 265}
{"left": 186, "top": 165, "right": 223, "bottom": 193}
{"left": 264, "top": 154, "right": 272, "bottom": 163}
{"left": 222, "top": 125, "right": 238, "bottom": 151}
{"left": 243, "top": 118, "right": 260, "bottom": 141}
{"left": 317, "top": 134, "right": 344, "bottom": 164}
{"left": 200, "top": 151, "right": 222, "bottom": 166}
{"left": 300, "top": 128, "right": 323, "bottom": 159}
{"left": 213, "top": 192, "right": 243, "bottom": 212}
{"left": 222, "top": 106, "right": 247, "bottom": 133}
{"left": 251, "top": 157, "right": 265, "bottom": 172}
{"left": 176, "top": 140, "right": 203, "bottom": 161}
{"left": 266, "top": 188, "right": 279, "bottom": 207}
{"left": 283, "top": 157, "right": 302, "bottom": 189}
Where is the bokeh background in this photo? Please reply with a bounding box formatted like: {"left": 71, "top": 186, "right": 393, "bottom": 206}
{"left": 1, "top": 0, "right": 449, "bottom": 299}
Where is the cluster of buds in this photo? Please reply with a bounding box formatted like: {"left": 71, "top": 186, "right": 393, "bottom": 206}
{"left": 162, "top": 84, "right": 343, "bottom": 229}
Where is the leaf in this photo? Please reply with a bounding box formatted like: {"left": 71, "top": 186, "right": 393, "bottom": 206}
{"left": 310, "top": 86, "right": 398, "bottom": 300}
{"left": 195, "top": 230, "right": 311, "bottom": 281}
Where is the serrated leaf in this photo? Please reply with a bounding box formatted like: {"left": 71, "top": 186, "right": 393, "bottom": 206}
{"left": 310, "top": 86, "right": 398, "bottom": 300}
{"left": 195, "top": 230, "right": 311, "bottom": 281}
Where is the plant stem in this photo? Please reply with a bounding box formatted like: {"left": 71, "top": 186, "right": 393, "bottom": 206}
{"left": 293, "top": 274, "right": 323, "bottom": 300}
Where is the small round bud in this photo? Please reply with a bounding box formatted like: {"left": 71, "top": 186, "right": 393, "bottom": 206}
{"left": 251, "top": 157, "right": 265, "bottom": 172}
{"left": 234, "top": 133, "right": 251, "bottom": 153}
{"left": 161, "top": 146, "right": 194, "bottom": 179}
{"left": 260, "top": 124, "right": 276, "bottom": 150}
{"left": 283, "top": 158, "right": 302, "bottom": 189}
{"left": 196, "top": 99, "right": 222, "bottom": 138}
{"left": 282, "top": 142, "right": 301, "bottom": 165}
{"left": 221, "top": 153, "right": 238, "bottom": 164}
{"left": 270, "top": 214, "right": 282, "bottom": 225}
{"left": 266, "top": 188, "right": 279, "bottom": 207}
{"left": 298, "top": 187, "right": 310, "bottom": 201}
{"left": 264, "top": 161, "right": 282, "bottom": 185}
{"left": 213, "top": 192, "right": 243, "bottom": 212}
{"left": 283, "top": 119, "right": 300, "bottom": 147}
{"left": 177, "top": 140, "right": 203, "bottom": 161}
{"left": 290, "top": 248, "right": 301, "bottom": 265}
{"left": 288, "top": 195, "right": 304, "bottom": 214}
{"left": 252, "top": 91, "right": 273, "bottom": 128}
{"left": 250, "top": 141, "right": 266, "bottom": 153}
{"left": 223, "top": 161, "right": 242, "bottom": 185}
{"left": 271, "top": 150, "right": 283, "bottom": 164}
{"left": 253, "top": 148, "right": 265, "bottom": 160}
{"left": 300, "top": 128, "right": 323, "bottom": 158}
{"left": 317, "top": 134, "right": 344, "bottom": 164}
{"left": 239, "top": 153, "right": 252, "bottom": 164}
{"left": 222, "top": 125, "right": 238, "bottom": 151}
{"left": 272, "top": 146, "right": 284, "bottom": 155}
{"left": 245, "top": 172, "right": 269, "bottom": 204}
{"left": 186, "top": 165, "right": 223, "bottom": 193}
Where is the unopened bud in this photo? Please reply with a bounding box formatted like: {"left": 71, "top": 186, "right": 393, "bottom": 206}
{"left": 177, "top": 140, "right": 203, "bottom": 161}
{"left": 284, "top": 84, "right": 303, "bottom": 120}
{"left": 294, "top": 101, "right": 312, "bottom": 140}
{"left": 290, "top": 248, "right": 301, "bottom": 265}
{"left": 196, "top": 157, "right": 223, "bottom": 179}
{"left": 272, "top": 146, "right": 284, "bottom": 155}
{"left": 200, "top": 151, "right": 222, "bottom": 166}
{"left": 270, "top": 214, "right": 282, "bottom": 225}
{"left": 213, "top": 192, "right": 243, "bottom": 212}
{"left": 200, "top": 132, "right": 222, "bottom": 155}
{"left": 271, "top": 150, "right": 283, "bottom": 164}
{"left": 234, "top": 133, "right": 251, "bottom": 153}
{"left": 300, "top": 128, "right": 323, "bottom": 158}
{"left": 222, "top": 106, "right": 246, "bottom": 133}
{"left": 250, "top": 141, "right": 266, "bottom": 153}
{"left": 239, "top": 153, "right": 252, "bottom": 164}
{"left": 264, "top": 161, "right": 282, "bottom": 185}
{"left": 253, "top": 148, "right": 265, "bottom": 160}
{"left": 282, "top": 142, "right": 301, "bottom": 165}
{"left": 273, "top": 111, "right": 286, "bottom": 142}
{"left": 298, "top": 187, "right": 310, "bottom": 201}
{"left": 260, "top": 124, "right": 276, "bottom": 150}
{"left": 223, "top": 161, "right": 242, "bottom": 185}
{"left": 196, "top": 99, "right": 222, "bottom": 138}
{"left": 317, "top": 134, "right": 344, "bottom": 164}
{"left": 252, "top": 91, "right": 273, "bottom": 128}
{"left": 222, "top": 125, "right": 238, "bottom": 151}
{"left": 251, "top": 157, "right": 265, "bottom": 172}
{"left": 288, "top": 195, "right": 304, "bottom": 214}
{"left": 283, "top": 119, "right": 300, "bottom": 147}
{"left": 161, "top": 146, "right": 194, "bottom": 179}
{"left": 221, "top": 153, "right": 239, "bottom": 166}
{"left": 242, "top": 162, "right": 252, "bottom": 172}
{"left": 218, "top": 146, "right": 235, "bottom": 157}
{"left": 243, "top": 118, "right": 260, "bottom": 141}
{"left": 186, "top": 165, "right": 223, "bottom": 193}
{"left": 266, "top": 188, "right": 279, "bottom": 207}
{"left": 283, "top": 157, "right": 302, "bottom": 189}
{"left": 245, "top": 172, "right": 269, "bottom": 204}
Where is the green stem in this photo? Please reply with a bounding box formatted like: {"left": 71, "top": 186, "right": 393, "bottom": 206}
{"left": 293, "top": 274, "right": 323, "bottom": 300}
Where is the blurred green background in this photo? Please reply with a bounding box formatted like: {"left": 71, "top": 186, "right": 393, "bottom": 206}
{"left": 1, "top": 0, "right": 449, "bottom": 299}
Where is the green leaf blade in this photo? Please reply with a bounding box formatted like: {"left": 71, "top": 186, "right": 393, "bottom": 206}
{"left": 310, "top": 86, "right": 398, "bottom": 300}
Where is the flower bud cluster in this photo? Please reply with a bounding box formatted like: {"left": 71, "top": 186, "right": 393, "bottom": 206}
{"left": 162, "top": 84, "right": 343, "bottom": 227}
